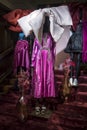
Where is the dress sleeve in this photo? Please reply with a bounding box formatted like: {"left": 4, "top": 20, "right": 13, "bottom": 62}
{"left": 18, "top": 9, "right": 42, "bottom": 37}
{"left": 31, "top": 39, "right": 39, "bottom": 67}
{"left": 17, "top": 15, "right": 32, "bottom": 37}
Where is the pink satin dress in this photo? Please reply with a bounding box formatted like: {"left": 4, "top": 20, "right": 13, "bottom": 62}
{"left": 13, "top": 39, "right": 30, "bottom": 74}
{"left": 31, "top": 33, "right": 56, "bottom": 98}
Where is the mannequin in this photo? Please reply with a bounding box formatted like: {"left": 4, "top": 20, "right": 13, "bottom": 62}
{"left": 64, "top": 8, "right": 83, "bottom": 86}
{"left": 31, "top": 15, "right": 56, "bottom": 114}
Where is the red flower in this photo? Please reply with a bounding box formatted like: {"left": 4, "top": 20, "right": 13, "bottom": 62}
{"left": 69, "top": 61, "right": 76, "bottom": 67}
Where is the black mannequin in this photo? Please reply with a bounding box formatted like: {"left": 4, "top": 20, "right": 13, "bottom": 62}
{"left": 43, "top": 15, "right": 50, "bottom": 34}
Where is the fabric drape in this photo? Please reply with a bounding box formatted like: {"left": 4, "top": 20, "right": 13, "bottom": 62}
{"left": 68, "top": 2, "right": 87, "bottom": 31}
{"left": 18, "top": 5, "right": 72, "bottom": 43}
{"left": 3, "top": 9, "right": 32, "bottom": 32}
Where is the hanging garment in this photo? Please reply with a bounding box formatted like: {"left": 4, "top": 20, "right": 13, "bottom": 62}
{"left": 68, "top": 2, "right": 87, "bottom": 31}
{"left": 64, "top": 21, "right": 83, "bottom": 53}
{"left": 82, "top": 22, "right": 87, "bottom": 63}
{"left": 64, "top": 21, "right": 83, "bottom": 85}
{"left": 13, "top": 39, "right": 30, "bottom": 74}
{"left": 31, "top": 33, "right": 55, "bottom": 98}
{"left": 8, "top": 25, "right": 22, "bottom": 32}
{"left": 3, "top": 9, "right": 32, "bottom": 32}
{"left": 55, "top": 27, "right": 71, "bottom": 54}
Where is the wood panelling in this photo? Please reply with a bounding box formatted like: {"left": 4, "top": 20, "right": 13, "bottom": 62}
{"left": 0, "top": 25, "right": 13, "bottom": 53}
{"left": 0, "top": 51, "right": 13, "bottom": 83}
{"left": 0, "top": 22, "right": 15, "bottom": 83}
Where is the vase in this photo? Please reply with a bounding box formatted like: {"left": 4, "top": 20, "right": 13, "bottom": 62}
{"left": 16, "top": 88, "right": 28, "bottom": 122}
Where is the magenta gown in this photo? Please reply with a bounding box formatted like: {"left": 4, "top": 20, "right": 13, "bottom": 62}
{"left": 31, "top": 33, "right": 56, "bottom": 98}
{"left": 13, "top": 39, "right": 30, "bottom": 74}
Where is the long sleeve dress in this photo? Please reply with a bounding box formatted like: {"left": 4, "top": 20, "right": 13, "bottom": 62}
{"left": 31, "top": 33, "right": 56, "bottom": 98}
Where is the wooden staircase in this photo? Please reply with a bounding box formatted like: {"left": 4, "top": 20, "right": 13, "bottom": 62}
{"left": 48, "top": 69, "right": 87, "bottom": 130}
{"left": 0, "top": 68, "right": 87, "bottom": 130}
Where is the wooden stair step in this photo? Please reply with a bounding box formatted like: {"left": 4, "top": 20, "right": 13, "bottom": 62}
{"left": 56, "top": 101, "right": 87, "bottom": 115}
{"left": 54, "top": 69, "right": 64, "bottom": 75}
{"left": 79, "top": 76, "right": 87, "bottom": 83}
{"left": 76, "top": 92, "right": 87, "bottom": 102}
{"left": 49, "top": 112, "right": 87, "bottom": 129}
{"left": 78, "top": 83, "right": 87, "bottom": 92}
